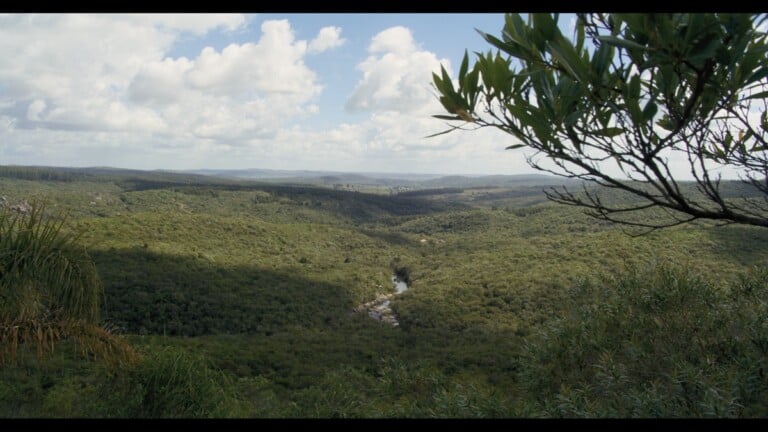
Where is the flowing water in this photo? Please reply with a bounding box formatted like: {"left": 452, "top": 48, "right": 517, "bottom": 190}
{"left": 356, "top": 274, "right": 409, "bottom": 326}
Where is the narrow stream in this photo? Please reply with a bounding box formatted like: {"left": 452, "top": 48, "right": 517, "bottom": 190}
{"left": 355, "top": 274, "right": 409, "bottom": 326}
{"left": 393, "top": 275, "right": 408, "bottom": 294}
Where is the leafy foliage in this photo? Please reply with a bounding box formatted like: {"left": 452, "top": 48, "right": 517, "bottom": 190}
{"left": 0, "top": 344, "right": 245, "bottom": 418}
{"left": 0, "top": 203, "right": 134, "bottom": 366}
{"left": 97, "top": 346, "right": 247, "bottom": 418}
{"left": 433, "top": 13, "right": 768, "bottom": 230}
{"left": 518, "top": 261, "right": 768, "bottom": 417}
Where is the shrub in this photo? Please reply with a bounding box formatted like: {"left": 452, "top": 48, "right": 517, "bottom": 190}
{"left": 518, "top": 261, "right": 768, "bottom": 417}
{"left": 97, "top": 346, "right": 247, "bottom": 418}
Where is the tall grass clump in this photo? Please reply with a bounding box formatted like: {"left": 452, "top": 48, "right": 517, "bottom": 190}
{"left": 0, "top": 203, "right": 134, "bottom": 366}
{"left": 97, "top": 346, "right": 247, "bottom": 417}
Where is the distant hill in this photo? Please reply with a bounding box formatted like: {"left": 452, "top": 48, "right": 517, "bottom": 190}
{"left": 0, "top": 164, "right": 573, "bottom": 190}
{"left": 0, "top": 165, "right": 568, "bottom": 193}
{"left": 182, "top": 168, "right": 572, "bottom": 189}
{"left": 185, "top": 168, "right": 445, "bottom": 183}
{"left": 419, "top": 174, "right": 577, "bottom": 189}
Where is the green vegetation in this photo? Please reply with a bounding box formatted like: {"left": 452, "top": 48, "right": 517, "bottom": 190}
{"left": 0, "top": 165, "right": 766, "bottom": 417}
{"left": 519, "top": 262, "right": 768, "bottom": 417}
{"left": 0, "top": 202, "right": 134, "bottom": 366}
{"left": 433, "top": 13, "right": 768, "bottom": 229}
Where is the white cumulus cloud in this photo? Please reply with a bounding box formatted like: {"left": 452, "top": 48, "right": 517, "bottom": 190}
{"left": 125, "top": 19, "right": 323, "bottom": 143}
{"left": 0, "top": 15, "right": 331, "bottom": 147}
{"left": 184, "top": 20, "right": 320, "bottom": 96}
{"left": 308, "top": 26, "right": 346, "bottom": 54}
{"left": 123, "top": 13, "right": 246, "bottom": 35}
{"left": 0, "top": 14, "right": 530, "bottom": 175}
{"left": 0, "top": 14, "right": 249, "bottom": 133}
{"left": 346, "top": 26, "right": 450, "bottom": 113}
{"left": 314, "top": 25, "right": 529, "bottom": 174}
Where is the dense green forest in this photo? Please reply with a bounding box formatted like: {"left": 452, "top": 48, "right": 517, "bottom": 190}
{"left": 1, "top": 165, "right": 767, "bottom": 417}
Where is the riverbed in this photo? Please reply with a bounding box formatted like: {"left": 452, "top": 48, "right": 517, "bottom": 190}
{"left": 355, "top": 275, "right": 409, "bottom": 326}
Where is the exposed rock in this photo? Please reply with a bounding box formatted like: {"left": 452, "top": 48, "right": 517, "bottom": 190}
{"left": 355, "top": 277, "right": 408, "bottom": 327}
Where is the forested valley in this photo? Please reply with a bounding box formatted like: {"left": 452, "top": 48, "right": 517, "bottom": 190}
{"left": 1, "top": 165, "right": 767, "bottom": 418}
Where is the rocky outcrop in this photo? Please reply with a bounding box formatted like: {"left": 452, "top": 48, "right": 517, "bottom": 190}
{"left": 355, "top": 276, "right": 409, "bottom": 327}
{"left": 355, "top": 293, "right": 399, "bottom": 326}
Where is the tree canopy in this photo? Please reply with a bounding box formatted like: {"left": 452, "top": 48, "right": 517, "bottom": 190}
{"left": 433, "top": 13, "right": 768, "bottom": 231}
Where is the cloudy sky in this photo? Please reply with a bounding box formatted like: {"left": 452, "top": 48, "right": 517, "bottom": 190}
{"left": 0, "top": 13, "right": 557, "bottom": 175}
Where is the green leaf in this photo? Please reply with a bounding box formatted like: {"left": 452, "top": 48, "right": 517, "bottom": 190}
{"left": 723, "top": 132, "right": 733, "bottom": 152}
{"left": 432, "top": 115, "right": 463, "bottom": 121}
{"left": 505, "top": 144, "right": 526, "bottom": 150}
{"left": 742, "top": 90, "right": 768, "bottom": 101}
{"left": 746, "top": 67, "right": 768, "bottom": 85}
{"left": 656, "top": 115, "right": 676, "bottom": 131}
{"left": 465, "top": 69, "right": 480, "bottom": 107}
{"left": 574, "top": 17, "right": 585, "bottom": 52}
{"left": 627, "top": 98, "right": 643, "bottom": 125}
{"left": 532, "top": 13, "right": 558, "bottom": 41}
{"left": 432, "top": 72, "right": 445, "bottom": 93}
{"left": 492, "top": 54, "right": 512, "bottom": 96}
{"left": 484, "top": 31, "right": 530, "bottom": 61}
{"left": 628, "top": 75, "right": 641, "bottom": 100}
{"left": 439, "top": 96, "right": 458, "bottom": 114}
{"left": 459, "top": 51, "right": 469, "bottom": 81}
{"left": 504, "top": 14, "right": 527, "bottom": 46}
{"left": 642, "top": 100, "right": 658, "bottom": 121}
{"left": 547, "top": 35, "right": 589, "bottom": 82}
{"left": 476, "top": 52, "right": 497, "bottom": 95}
{"left": 657, "top": 65, "right": 678, "bottom": 97}
{"left": 506, "top": 13, "right": 527, "bottom": 43}
{"left": 683, "top": 14, "right": 706, "bottom": 46}
{"left": 593, "top": 44, "right": 613, "bottom": 78}
{"left": 687, "top": 37, "right": 721, "bottom": 65}
{"left": 595, "top": 35, "right": 648, "bottom": 51}
{"left": 441, "top": 66, "right": 454, "bottom": 94}
{"left": 506, "top": 102, "right": 553, "bottom": 145}
{"left": 563, "top": 109, "right": 582, "bottom": 128}
{"left": 596, "top": 127, "right": 624, "bottom": 137}
{"left": 424, "top": 128, "right": 457, "bottom": 139}
{"left": 433, "top": 67, "right": 455, "bottom": 97}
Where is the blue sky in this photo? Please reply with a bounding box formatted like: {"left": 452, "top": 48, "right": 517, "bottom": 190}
{"left": 0, "top": 13, "right": 569, "bottom": 175}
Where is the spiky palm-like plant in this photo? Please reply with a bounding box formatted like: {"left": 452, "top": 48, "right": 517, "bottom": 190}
{"left": 0, "top": 203, "right": 135, "bottom": 366}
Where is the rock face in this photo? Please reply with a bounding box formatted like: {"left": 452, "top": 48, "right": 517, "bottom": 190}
{"left": 355, "top": 276, "right": 408, "bottom": 327}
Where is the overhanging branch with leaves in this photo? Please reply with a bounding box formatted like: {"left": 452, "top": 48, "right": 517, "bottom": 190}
{"left": 432, "top": 13, "right": 768, "bottom": 231}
